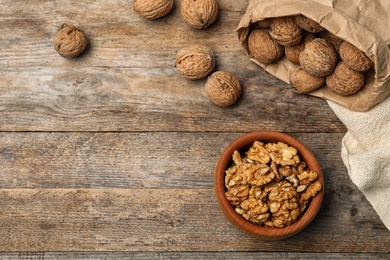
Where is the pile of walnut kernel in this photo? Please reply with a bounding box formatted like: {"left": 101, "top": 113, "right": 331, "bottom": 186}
{"left": 225, "top": 141, "right": 322, "bottom": 228}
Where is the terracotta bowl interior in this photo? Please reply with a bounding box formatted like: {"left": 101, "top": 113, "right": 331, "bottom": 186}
{"left": 214, "top": 130, "right": 324, "bottom": 240}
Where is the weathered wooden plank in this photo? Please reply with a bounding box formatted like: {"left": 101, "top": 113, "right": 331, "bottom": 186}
{"left": 0, "top": 188, "right": 388, "bottom": 252}
{"left": 0, "top": 0, "right": 246, "bottom": 66}
{"left": 0, "top": 67, "right": 345, "bottom": 132}
{"left": 0, "top": 0, "right": 346, "bottom": 132}
{"left": 3, "top": 131, "right": 388, "bottom": 252}
{"left": 2, "top": 252, "right": 389, "bottom": 259}
{"left": 0, "top": 132, "right": 388, "bottom": 252}
{"left": 0, "top": 132, "right": 344, "bottom": 189}
{"left": 1, "top": 0, "right": 386, "bottom": 256}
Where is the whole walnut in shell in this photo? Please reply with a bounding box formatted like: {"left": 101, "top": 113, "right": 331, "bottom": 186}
{"left": 134, "top": 0, "right": 173, "bottom": 19}
{"left": 339, "top": 41, "right": 374, "bottom": 72}
{"left": 285, "top": 32, "right": 316, "bottom": 64}
{"left": 299, "top": 38, "right": 337, "bottom": 77}
{"left": 326, "top": 62, "right": 365, "bottom": 96}
{"left": 54, "top": 24, "right": 87, "bottom": 58}
{"left": 289, "top": 67, "right": 325, "bottom": 94}
{"left": 180, "top": 0, "right": 218, "bottom": 29}
{"left": 317, "top": 31, "right": 344, "bottom": 55}
{"left": 294, "top": 15, "right": 325, "bottom": 33}
{"left": 175, "top": 45, "right": 215, "bottom": 80}
{"left": 248, "top": 29, "right": 284, "bottom": 64}
{"left": 205, "top": 71, "right": 242, "bottom": 107}
{"left": 256, "top": 18, "right": 273, "bottom": 29}
{"left": 270, "top": 16, "right": 302, "bottom": 47}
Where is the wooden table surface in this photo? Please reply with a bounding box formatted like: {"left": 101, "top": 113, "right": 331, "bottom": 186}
{"left": 1, "top": 0, "right": 389, "bottom": 259}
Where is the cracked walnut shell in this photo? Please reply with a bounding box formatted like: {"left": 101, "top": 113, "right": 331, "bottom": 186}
{"left": 175, "top": 45, "right": 215, "bottom": 80}
{"left": 269, "top": 16, "right": 302, "bottom": 47}
{"left": 180, "top": 0, "right": 218, "bottom": 29}
{"left": 326, "top": 62, "right": 365, "bottom": 96}
{"left": 339, "top": 41, "right": 374, "bottom": 72}
{"left": 134, "top": 0, "right": 174, "bottom": 19}
{"left": 54, "top": 24, "right": 87, "bottom": 58}
{"left": 299, "top": 38, "right": 337, "bottom": 77}
{"left": 248, "top": 29, "right": 284, "bottom": 64}
{"left": 205, "top": 71, "right": 242, "bottom": 107}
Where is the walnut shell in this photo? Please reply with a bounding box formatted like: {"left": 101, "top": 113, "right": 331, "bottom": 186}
{"left": 317, "top": 31, "right": 344, "bottom": 56}
{"left": 285, "top": 32, "right": 316, "bottom": 64}
{"left": 248, "top": 29, "right": 284, "bottom": 64}
{"left": 256, "top": 18, "right": 273, "bottom": 29}
{"left": 180, "top": 0, "right": 218, "bottom": 29}
{"left": 54, "top": 24, "right": 87, "bottom": 58}
{"left": 299, "top": 38, "right": 337, "bottom": 77}
{"left": 294, "top": 15, "right": 325, "bottom": 33}
{"left": 134, "top": 0, "right": 173, "bottom": 19}
{"left": 289, "top": 67, "right": 325, "bottom": 94}
{"left": 339, "top": 41, "right": 374, "bottom": 72}
{"left": 269, "top": 16, "right": 302, "bottom": 47}
{"left": 326, "top": 62, "right": 365, "bottom": 96}
{"left": 205, "top": 71, "right": 242, "bottom": 107}
{"left": 175, "top": 45, "right": 215, "bottom": 80}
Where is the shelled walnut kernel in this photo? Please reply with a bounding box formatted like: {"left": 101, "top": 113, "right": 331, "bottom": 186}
{"left": 225, "top": 141, "right": 322, "bottom": 228}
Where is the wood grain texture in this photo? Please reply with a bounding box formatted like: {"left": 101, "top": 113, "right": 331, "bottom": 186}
{"left": 0, "top": 188, "right": 389, "bottom": 252}
{"left": 0, "top": 132, "right": 343, "bottom": 189}
{"left": 0, "top": 0, "right": 387, "bottom": 257}
{"left": 0, "top": 69, "right": 345, "bottom": 132}
{"left": 1, "top": 252, "right": 390, "bottom": 260}
{"left": 0, "top": 132, "right": 389, "bottom": 252}
{"left": 0, "top": 0, "right": 345, "bottom": 132}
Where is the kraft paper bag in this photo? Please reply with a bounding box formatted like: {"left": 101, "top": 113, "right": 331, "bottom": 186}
{"left": 237, "top": 0, "right": 390, "bottom": 111}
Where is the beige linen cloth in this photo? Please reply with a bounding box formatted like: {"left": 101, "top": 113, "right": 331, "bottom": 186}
{"left": 327, "top": 98, "right": 390, "bottom": 231}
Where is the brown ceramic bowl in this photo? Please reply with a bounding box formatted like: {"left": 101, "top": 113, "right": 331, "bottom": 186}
{"left": 214, "top": 130, "right": 324, "bottom": 240}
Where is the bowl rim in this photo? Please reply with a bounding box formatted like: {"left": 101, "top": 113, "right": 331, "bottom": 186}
{"left": 214, "top": 130, "right": 324, "bottom": 240}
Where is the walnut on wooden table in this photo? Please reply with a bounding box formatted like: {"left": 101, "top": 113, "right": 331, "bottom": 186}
{"left": 180, "top": 0, "right": 218, "bottom": 29}
{"left": 205, "top": 71, "right": 242, "bottom": 107}
{"left": 53, "top": 24, "right": 87, "bottom": 58}
{"left": 133, "top": 0, "right": 173, "bottom": 19}
{"left": 175, "top": 45, "right": 215, "bottom": 80}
